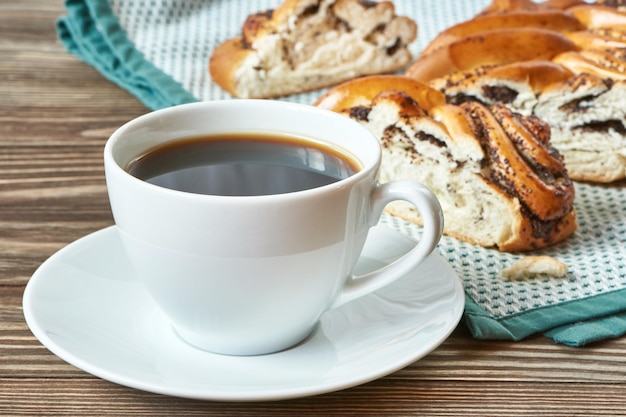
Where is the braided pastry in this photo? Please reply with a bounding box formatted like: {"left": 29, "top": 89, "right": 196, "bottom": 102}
{"left": 314, "top": 76, "right": 577, "bottom": 252}
{"left": 461, "top": 102, "right": 574, "bottom": 221}
{"left": 405, "top": 0, "right": 626, "bottom": 183}
{"left": 209, "top": 0, "right": 416, "bottom": 98}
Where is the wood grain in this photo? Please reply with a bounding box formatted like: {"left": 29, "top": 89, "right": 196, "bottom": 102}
{"left": 2, "top": 1, "right": 626, "bottom": 415}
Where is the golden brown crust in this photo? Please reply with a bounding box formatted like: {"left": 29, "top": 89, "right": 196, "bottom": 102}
{"left": 478, "top": 0, "right": 541, "bottom": 15}
{"left": 478, "top": 0, "right": 585, "bottom": 15}
{"left": 541, "top": 0, "right": 587, "bottom": 9}
{"left": 208, "top": 37, "right": 254, "bottom": 97}
{"left": 429, "top": 104, "right": 484, "bottom": 151}
{"left": 405, "top": 28, "right": 578, "bottom": 83}
{"left": 482, "top": 60, "right": 575, "bottom": 92}
{"left": 421, "top": 10, "right": 585, "bottom": 56}
{"left": 565, "top": 29, "right": 626, "bottom": 49}
{"left": 369, "top": 91, "right": 430, "bottom": 118}
{"left": 568, "top": 4, "right": 626, "bottom": 29}
{"left": 313, "top": 75, "right": 446, "bottom": 113}
{"left": 553, "top": 49, "right": 626, "bottom": 80}
{"left": 502, "top": 207, "right": 578, "bottom": 252}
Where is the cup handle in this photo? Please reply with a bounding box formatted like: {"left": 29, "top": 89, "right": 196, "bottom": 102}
{"left": 332, "top": 180, "right": 444, "bottom": 308}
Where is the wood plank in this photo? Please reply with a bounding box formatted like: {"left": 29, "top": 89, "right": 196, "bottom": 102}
{"left": 2, "top": 0, "right": 626, "bottom": 415}
{"left": 1, "top": 379, "right": 625, "bottom": 416}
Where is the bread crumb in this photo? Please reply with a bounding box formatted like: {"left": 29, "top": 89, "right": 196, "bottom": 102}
{"left": 500, "top": 256, "right": 568, "bottom": 281}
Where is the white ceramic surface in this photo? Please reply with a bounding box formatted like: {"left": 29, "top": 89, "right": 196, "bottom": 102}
{"left": 104, "top": 100, "right": 443, "bottom": 355}
{"left": 23, "top": 225, "right": 464, "bottom": 402}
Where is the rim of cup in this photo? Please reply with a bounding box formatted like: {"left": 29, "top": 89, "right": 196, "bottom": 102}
{"left": 104, "top": 100, "right": 382, "bottom": 201}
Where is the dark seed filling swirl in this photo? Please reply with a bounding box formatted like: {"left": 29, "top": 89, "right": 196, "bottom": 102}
{"left": 460, "top": 102, "right": 575, "bottom": 238}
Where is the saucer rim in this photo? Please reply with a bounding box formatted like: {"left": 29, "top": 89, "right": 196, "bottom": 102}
{"left": 23, "top": 225, "right": 464, "bottom": 401}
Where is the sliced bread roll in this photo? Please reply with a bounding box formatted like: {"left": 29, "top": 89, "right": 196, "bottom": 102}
{"left": 315, "top": 76, "right": 577, "bottom": 252}
{"left": 405, "top": 1, "right": 626, "bottom": 182}
{"left": 209, "top": 0, "right": 417, "bottom": 98}
{"left": 534, "top": 73, "right": 626, "bottom": 182}
{"left": 420, "top": 58, "right": 626, "bottom": 182}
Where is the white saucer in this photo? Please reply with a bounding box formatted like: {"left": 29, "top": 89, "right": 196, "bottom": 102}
{"left": 23, "top": 225, "right": 464, "bottom": 401}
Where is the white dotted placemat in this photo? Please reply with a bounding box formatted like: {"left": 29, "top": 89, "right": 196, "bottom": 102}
{"left": 57, "top": 0, "right": 626, "bottom": 345}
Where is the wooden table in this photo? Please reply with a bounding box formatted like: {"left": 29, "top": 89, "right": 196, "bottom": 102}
{"left": 2, "top": 1, "right": 626, "bottom": 415}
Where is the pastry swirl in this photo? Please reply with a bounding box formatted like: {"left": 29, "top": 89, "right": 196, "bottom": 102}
{"left": 209, "top": 0, "right": 417, "bottom": 98}
{"left": 314, "top": 75, "right": 577, "bottom": 251}
{"left": 405, "top": 0, "right": 626, "bottom": 183}
{"left": 461, "top": 101, "right": 574, "bottom": 221}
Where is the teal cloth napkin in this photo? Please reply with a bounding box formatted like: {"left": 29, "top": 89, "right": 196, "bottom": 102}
{"left": 57, "top": 0, "right": 626, "bottom": 347}
{"left": 56, "top": 0, "right": 197, "bottom": 109}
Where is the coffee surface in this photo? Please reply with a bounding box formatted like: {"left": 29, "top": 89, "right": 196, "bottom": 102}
{"left": 126, "top": 133, "right": 361, "bottom": 196}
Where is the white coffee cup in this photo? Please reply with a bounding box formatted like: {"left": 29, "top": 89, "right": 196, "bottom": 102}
{"left": 104, "top": 100, "right": 443, "bottom": 356}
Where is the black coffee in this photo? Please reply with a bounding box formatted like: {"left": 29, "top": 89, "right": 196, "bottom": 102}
{"left": 126, "top": 133, "right": 361, "bottom": 196}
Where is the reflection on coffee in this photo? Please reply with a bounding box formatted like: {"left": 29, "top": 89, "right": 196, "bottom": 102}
{"left": 126, "top": 133, "right": 362, "bottom": 196}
